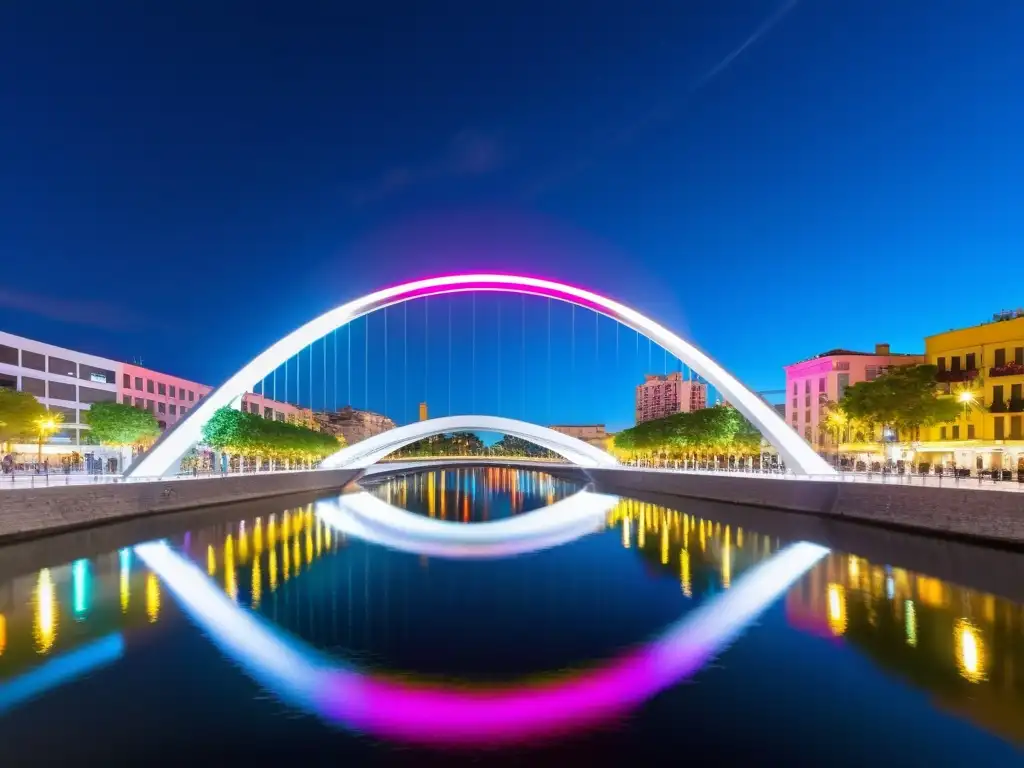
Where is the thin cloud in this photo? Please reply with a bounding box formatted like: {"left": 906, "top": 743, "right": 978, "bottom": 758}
{"left": 349, "top": 130, "right": 504, "bottom": 206}
{"left": 524, "top": 0, "right": 800, "bottom": 198}
{"left": 0, "top": 288, "right": 150, "bottom": 332}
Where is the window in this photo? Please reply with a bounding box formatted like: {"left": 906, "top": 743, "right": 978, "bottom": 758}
{"left": 995, "top": 348, "right": 1006, "bottom": 367}
{"left": 48, "top": 356, "right": 77, "bottom": 377}
{"left": 78, "top": 386, "right": 116, "bottom": 404}
{"left": 135, "top": 377, "right": 143, "bottom": 390}
{"left": 21, "top": 350, "right": 45, "bottom": 371}
{"left": 158, "top": 402, "right": 166, "bottom": 414}
{"left": 249, "top": 402, "right": 259, "bottom": 414}
{"left": 994, "top": 416, "right": 1005, "bottom": 440}
{"left": 169, "top": 404, "right": 177, "bottom": 416}
{"left": 937, "top": 357, "right": 946, "bottom": 372}
{"left": 994, "top": 385, "right": 1004, "bottom": 405}
{"left": 158, "top": 382, "right": 166, "bottom": 395}
{"left": 837, "top": 373, "right": 850, "bottom": 399}
{"left": 805, "top": 395, "right": 811, "bottom": 407}
{"left": 792, "top": 382, "right": 797, "bottom": 395}
{"left": 49, "top": 405, "right": 77, "bottom": 424}
{"left": 79, "top": 364, "right": 114, "bottom": 384}
{"left": 158, "top": 421, "right": 167, "bottom": 430}
{"left": 264, "top": 407, "right": 273, "bottom": 419}
{"left": 275, "top": 412, "right": 284, "bottom": 422}
{"left": 180, "top": 406, "right": 188, "bottom": 416}
{"left": 0, "top": 374, "right": 14, "bottom": 390}
{"left": 21, "top": 376, "right": 46, "bottom": 396}
{"left": 791, "top": 398, "right": 797, "bottom": 409}
{"left": 952, "top": 424, "right": 960, "bottom": 440}
{"left": 968, "top": 424, "right": 976, "bottom": 439}
{"left": 134, "top": 397, "right": 144, "bottom": 408}
{"left": 1012, "top": 416, "right": 1022, "bottom": 440}
{"left": 834, "top": 361, "right": 850, "bottom": 371}
{"left": 950, "top": 356, "right": 961, "bottom": 372}
{"left": 188, "top": 390, "right": 194, "bottom": 402}
{"left": 123, "top": 373, "right": 131, "bottom": 388}
{"left": 966, "top": 352, "right": 976, "bottom": 371}
{"left": 804, "top": 380, "right": 810, "bottom": 394}
{"left": 170, "top": 385, "right": 176, "bottom": 398}
{"left": 819, "top": 378, "right": 826, "bottom": 392}
{"left": 940, "top": 426, "right": 947, "bottom": 440}
{"left": 804, "top": 409, "right": 811, "bottom": 423}
{"left": 48, "top": 380, "right": 77, "bottom": 401}
{"left": 146, "top": 399, "right": 154, "bottom": 411}
{"left": 1012, "top": 383, "right": 1022, "bottom": 402}
{"left": 1016, "top": 347, "right": 1024, "bottom": 366}
{"left": 865, "top": 366, "right": 878, "bottom": 381}
{"left": 804, "top": 427, "right": 812, "bottom": 442}
{"left": 0, "top": 344, "right": 17, "bottom": 365}
{"left": 123, "top": 394, "right": 132, "bottom": 405}
{"left": 146, "top": 379, "right": 154, "bottom": 394}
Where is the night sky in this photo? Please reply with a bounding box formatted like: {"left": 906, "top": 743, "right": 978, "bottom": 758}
{"left": 1, "top": 1, "right": 1021, "bottom": 430}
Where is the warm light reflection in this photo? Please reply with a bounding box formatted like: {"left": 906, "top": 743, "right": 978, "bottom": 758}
{"left": 0, "top": 614, "right": 6, "bottom": 657}
{"left": 955, "top": 619, "right": 986, "bottom": 683}
{"left": 269, "top": 547, "right": 278, "bottom": 591}
{"left": 225, "top": 535, "right": 237, "bottom": 602}
{"left": 305, "top": 527, "right": 314, "bottom": 566}
{"left": 254, "top": 517, "right": 264, "bottom": 554}
{"left": 120, "top": 548, "right": 131, "bottom": 613}
{"left": 722, "top": 526, "right": 731, "bottom": 589}
{"left": 848, "top": 555, "right": 860, "bottom": 585}
{"left": 252, "top": 554, "right": 262, "bottom": 608}
{"left": 660, "top": 524, "right": 669, "bottom": 565}
{"left": 238, "top": 522, "right": 249, "bottom": 562}
{"left": 621, "top": 517, "right": 630, "bottom": 549}
{"left": 146, "top": 573, "right": 160, "bottom": 623}
{"left": 827, "top": 583, "right": 847, "bottom": 637}
{"left": 207, "top": 545, "right": 216, "bottom": 576}
{"left": 680, "top": 549, "right": 691, "bottom": 598}
{"left": 34, "top": 569, "right": 56, "bottom": 654}
{"left": 905, "top": 600, "right": 917, "bottom": 647}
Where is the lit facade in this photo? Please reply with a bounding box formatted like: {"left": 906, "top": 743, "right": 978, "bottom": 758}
{"left": 783, "top": 344, "right": 923, "bottom": 453}
{"left": 915, "top": 312, "right": 1024, "bottom": 472}
{"left": 635, "top": 373, "right": 706, "bottom": 424}
{"left": 548, "top": 424, "right": 609, "bottom": 449}
{"left": 314, "top": 406, "right": 396, "bottom": 445}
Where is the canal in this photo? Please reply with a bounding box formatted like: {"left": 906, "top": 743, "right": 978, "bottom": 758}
{"left": 0, "top": 466, "right": 1020, "bottom": 764}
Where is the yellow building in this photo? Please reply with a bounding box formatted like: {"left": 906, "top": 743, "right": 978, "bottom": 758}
{"left": 418, "top": 402, "right": 428, "bottom": 421}
{"left": 917, "top": 312, "right": 1024, "bottom": 472}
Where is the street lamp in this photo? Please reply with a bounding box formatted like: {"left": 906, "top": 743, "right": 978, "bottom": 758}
{"left": 826, "top": 410, "right": 847, "bottom": 469}
{"left": 34, "top": 416, "right": 59, "bottom": 468}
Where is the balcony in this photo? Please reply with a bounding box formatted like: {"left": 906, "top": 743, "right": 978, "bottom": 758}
{"left": 935, "top": 368, "right": 978, "bottom": 383}
{"left": 988, "top": 399, "right": 1024, "bottom": 413}
{"left": 989, "top": 363, "right": 1024, "bottom": 378}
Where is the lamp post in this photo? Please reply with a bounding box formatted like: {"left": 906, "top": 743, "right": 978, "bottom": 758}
{"left": 826, "top": 410, "right": 847, "bottom": 470}
{"left": 35, "top": 416, "right": 58, "bottom": 469}
{"left": 957, "top": 388, "right": 977, "bottom": 474}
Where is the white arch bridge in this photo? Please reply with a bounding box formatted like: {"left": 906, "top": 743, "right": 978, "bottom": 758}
{"left": 126, "top": 274, "right": 833, "bottom": 478}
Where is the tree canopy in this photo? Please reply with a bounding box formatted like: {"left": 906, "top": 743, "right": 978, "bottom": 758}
{"left": 0, "top": 389, "right": 47, "bottom": 444}
{"left": 201, "top": 407, "right": 342, "bottom": 460}
{"left": 612, "top": 406, "right": 763, "bottom": 458}
{"left": 392, "top": 431, "right": 486, "bottom": 458}
{"left": 492, "top": 434, "right": 558, "bottom": 458}
{"left": 839, "top": 364, "right": 960, "bottom": 440}
{"left": 83, "top": 402, "right": 162, "bottom": 447}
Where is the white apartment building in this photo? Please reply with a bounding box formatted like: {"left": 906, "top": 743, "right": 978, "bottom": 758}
{"left": 0, "top": 330, "right": 123, "bottom": 465}
{"left": 635, "top": 372, "right": 707, "bottom": 424}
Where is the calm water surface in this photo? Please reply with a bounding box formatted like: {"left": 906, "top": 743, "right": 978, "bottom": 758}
{"left": 0, "top": 466, "right": 1020, "bottom": 764}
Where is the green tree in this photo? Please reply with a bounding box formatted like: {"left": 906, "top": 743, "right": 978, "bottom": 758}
{"left": 83, "top": 402, "right": 161, "bottom": 447}
{"left": 612, "top": 405, "right": 763, "bottom": 464}
{"left": 840, "top": 364, "right": 960, "bottom": 442}
{"left": 0, "top": 389, "right": 47, "bottom": 448}
{"left": 493, "top": 434, "right": 557, "bottom": 458}
{"left": 201, "top": 407, "right": 342, "bottom": 469}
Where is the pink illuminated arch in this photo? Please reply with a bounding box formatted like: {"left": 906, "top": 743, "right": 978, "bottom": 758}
{"left": 126, "top": 274, "right": 833, "bottom": 477}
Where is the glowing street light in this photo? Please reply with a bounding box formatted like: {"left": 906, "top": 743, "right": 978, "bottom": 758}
{"left": 34, "top": 414, "right": 63, "bottom": 468}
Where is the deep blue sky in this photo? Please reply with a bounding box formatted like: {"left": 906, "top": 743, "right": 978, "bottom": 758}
{"left": 1, "top": 1, "right": 1022, "bottom": 430}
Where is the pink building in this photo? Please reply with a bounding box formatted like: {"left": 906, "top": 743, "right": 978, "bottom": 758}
{"left": 783, "top": 344, "right": 923, "bottom": 452}
{"left": 635, "top": 372, "right": 707, "bottom": 423}
{"left": 119, "top": 363, "right": 310, "bottom": 431}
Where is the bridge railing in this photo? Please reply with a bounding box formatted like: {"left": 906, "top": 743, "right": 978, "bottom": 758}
{"left": 0, "top": 465, "right": 329, "bottom": 490}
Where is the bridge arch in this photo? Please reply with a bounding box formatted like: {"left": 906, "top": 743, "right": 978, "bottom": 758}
{"left": 127, "top": 274, "right": 834, "bottom": 477}
{"left": 319, "top": 415, "right": 618, "bottom": 469}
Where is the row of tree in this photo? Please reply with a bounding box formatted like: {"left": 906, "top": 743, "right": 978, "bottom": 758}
{"left": 824, "top": 364, "right": 963, "bottom": 444}
{"left": 612, "top": 405, "right": 763, "bottom": 460}
{"left": 392, "top": 432, "right": 486, "bottom": 457}
{"left": 201, "top": 407, "right": 342, "bottom": 462}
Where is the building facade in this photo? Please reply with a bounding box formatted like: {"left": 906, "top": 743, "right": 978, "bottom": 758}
{"left": 314, "top": 406, "right": 396, "bottom": 445}
{"left": 2, "top": 330, "right": 313, "bottom": 471}
{"left": 783, "top": 344, "right": 923, "bottom": 454}
{"left": 916, "top": 312, "right": 1024, "bottom": 472}
{"left": 0, "top": 330, "right": 122, "bottom": 467}
{"left": 634, "top": 373, "right": 706, "bottom": 424}
{"left": 548, "top": 424, "right": 609, "bottom": 449}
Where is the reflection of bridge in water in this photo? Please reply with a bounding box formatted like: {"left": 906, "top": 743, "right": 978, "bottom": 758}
{"left": 1, "top": 487, "right": 1022, "bottom": 746}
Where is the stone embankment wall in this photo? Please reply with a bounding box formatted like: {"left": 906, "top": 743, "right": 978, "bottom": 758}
{"left": 586, "top": 468, "right": 1024, "bottom": 547}
{"left": 0, "top": 469, "right": 361, "bottom": 543}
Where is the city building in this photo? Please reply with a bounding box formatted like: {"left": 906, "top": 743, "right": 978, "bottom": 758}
{"left": 314, "top": 406, "right": 396, "bottom": 445}
{"left": 0, "top": 330, "right": 122, "bottom": 469}
{"left": 2, "top": 329, "right": 313, "bottom": 471}
{"left": 635, "top": 372, "right": 706, "bottom": 424}
{"left": 915, "top": 311, "right": 1024, "bottom": 473}
{"left": 418, "top": 402, "right": 428, "bottom": 421}
{"left": 784, "top": 344, "right": 922, "bottom": 454}
{"left": 548, "top": 424, "right": 609, "bottom": 449}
